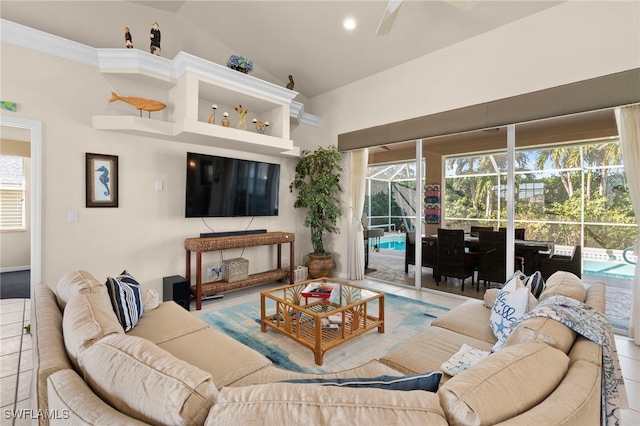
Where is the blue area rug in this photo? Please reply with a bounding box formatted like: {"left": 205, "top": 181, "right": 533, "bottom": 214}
{"left": 200, "top": 292, "right": 449, "bottom": 373}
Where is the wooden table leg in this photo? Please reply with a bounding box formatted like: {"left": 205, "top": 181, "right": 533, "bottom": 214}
{"left": 185, "top": 249, "right": 191, "bottom": 282}
{"left": 289, "top": 241, "right": 295, "bottom": 284}
{"left": 196, "top": 252, "right": 202, "bottom": 310}
{"left": 378, "top": 294, "right": 385, "bottom": 333}
{"left": 314, "top": 318, "right": 324, "bottom": 365}
{"left": 260, "top": 293, "right": 266, "bottom": 332}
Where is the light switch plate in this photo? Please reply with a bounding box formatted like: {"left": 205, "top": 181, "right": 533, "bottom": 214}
{"left": 68, "top": 211, "right": 78, "bottom": 223}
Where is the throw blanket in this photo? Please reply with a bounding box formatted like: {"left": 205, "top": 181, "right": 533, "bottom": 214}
{"left": 493, "top": 295, "right": 628, "bottom": 426}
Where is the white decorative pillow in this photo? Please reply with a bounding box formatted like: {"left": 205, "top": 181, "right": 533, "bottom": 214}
{"left": 489, "top": 276, "right": 530, "bottom": 346}
{"left": 143, "top": 288, "right": 160, "bottom": 312}
{"left": 441, "top": 344, "right": 490, "bottom": 376}
{"left": 105, "top": 270, "right": 143, "bottom": 332}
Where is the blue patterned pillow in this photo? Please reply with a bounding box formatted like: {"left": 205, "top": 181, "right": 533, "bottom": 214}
{"left": 280, "top": 371, "right": 442, "bottom": 392}
{"left": 524, "top": 271, "right": 545, "bottom": 298}
{"left": 106, "top": 270, "right": 143, "bottom": 332}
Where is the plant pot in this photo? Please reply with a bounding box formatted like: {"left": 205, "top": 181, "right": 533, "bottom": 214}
{"left": 306, "top": 253, "right": 336, "bottom": 279}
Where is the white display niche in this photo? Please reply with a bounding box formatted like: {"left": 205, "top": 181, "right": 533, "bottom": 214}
{"left": 92, "top": 49, "right": 317, "bottom": 157}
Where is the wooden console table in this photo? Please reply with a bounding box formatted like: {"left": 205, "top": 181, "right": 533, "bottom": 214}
{"left": 185, "top": 231, "right": 295, "bottom": 310}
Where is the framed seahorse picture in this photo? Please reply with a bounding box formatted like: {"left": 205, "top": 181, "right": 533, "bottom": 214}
{"left": 86, "top": 153, "right": 118, "bottom": 207}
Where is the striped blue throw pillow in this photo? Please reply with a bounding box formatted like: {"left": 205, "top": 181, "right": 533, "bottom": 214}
{"left": 106, "top": 270, "right": 143, "bottom": 332}
{"left": 524, "top": 271, "right": 545, "bottom": 298}
{"left": 280, "top": 371, "right": 442, "bottom": 392}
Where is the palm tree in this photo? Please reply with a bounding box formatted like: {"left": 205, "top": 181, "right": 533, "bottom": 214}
{"left": 535, "top": 147, "right": 581, "bottom": 197}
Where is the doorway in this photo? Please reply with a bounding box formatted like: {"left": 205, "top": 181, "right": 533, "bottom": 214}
{"left": 0, "top": 116, "right": 42, "bottom": 299}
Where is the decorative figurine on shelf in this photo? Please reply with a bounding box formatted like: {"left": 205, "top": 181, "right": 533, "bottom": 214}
{"left": 150, "top": 22, "right": 161, "bottom": 55}
{"left": 234, "top": 104, "right": 248, "bottom": 130}
{"left": 286, "top": 75, "right": 295, "bottom": 90}
{"left": 252, "top": 118, "right": 269, "bottom": 134}
{"left": 109, "top": 91, "right": 166, "bottom": 118}
{"left": 221, "top": 112, "right": 230, "bottom": 127}
{"left": 124, "top": 27, "right": 133, "bottom": 48}
{"left": 208, "top": 104, "right": 217, "bottom": 124}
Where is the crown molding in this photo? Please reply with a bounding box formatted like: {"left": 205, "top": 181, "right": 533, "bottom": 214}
{"left": 291, "top": 101, "right": 322, "bottom": 127}
{"left": 0, "top": 19, "right": 97, "bottom": 67}
{"left": 1, "top": 18, "right": 321, "bottom": 127}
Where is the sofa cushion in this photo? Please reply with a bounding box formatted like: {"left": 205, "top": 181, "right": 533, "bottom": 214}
{"left": 489, "top": 277, "right": 530, "bottom": 342}
{"left": 47, "top": 369, "right": 148, "bottom": 425}
{"left": 280, "top": 371, "right": 443, "bottom": 392}
{"left": 127, "top": 301, "right": 209, "bottom": 344}
{"left": 206, "top": 382, "right": 449, "bottom": 426}
{"left": 483, "top": 289, "right": 499, "bottom": 308}
{"left": 62, "top": 293, "right": 124, "bottom": 369}
{"left": 584, "top": 282, "right": 606, "bottom": 314}
{"left": 431, "top": 299, "right": 496, "bottom": 344}
{"left": 157, "top": 327, "right": 272, "bottom": 389}
{"left": 78, "top": 334, "right": 217, "bottom": 426}
{"left": 438, "top": 342, "right": 569, "bottom": 426}
{"left": 105, "top": 271, "right": 143, "bottom": 332}
{"left": 380, "top": 326, "right": 495, "bottom": 382}
{"left": 33, "top": 283, "right": 73, "bottom": 426}
{"left": 539, "top": 271, "right": 586, "bottom": 303}
{"left": 503, "top": 316, "right": 577, "bottom": 354}
{"left": 56, "top": 270, "right": 109, "bottom": 311}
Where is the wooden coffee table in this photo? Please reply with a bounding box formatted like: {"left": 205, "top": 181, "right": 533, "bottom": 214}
{"left": 260, "top": 277, "right": 384, "bottom": 365}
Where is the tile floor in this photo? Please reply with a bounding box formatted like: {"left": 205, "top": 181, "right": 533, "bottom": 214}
{"left": 1, "top": 279, "right": 638, "bottom": 425}
{"left": 0, "top": 299, "right": 31, "bottom": 426}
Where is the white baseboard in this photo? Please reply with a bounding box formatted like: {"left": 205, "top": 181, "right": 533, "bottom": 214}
{"left": 0, "top": 266, "right": 30, "bottom": 273}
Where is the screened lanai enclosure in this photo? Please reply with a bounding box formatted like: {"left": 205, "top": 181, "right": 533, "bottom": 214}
{"left": 363, "top": 136, "right": 637, "bottom": 333}
{"left": 364, "top": 161, "right": 424, "bottom": 234}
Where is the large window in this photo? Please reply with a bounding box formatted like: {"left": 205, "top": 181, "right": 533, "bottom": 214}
{"left": 445, "top": 139, "right": 637, "bottom": 254}
{"left": 0, "top": 155, "right": 26, "bottom": 231}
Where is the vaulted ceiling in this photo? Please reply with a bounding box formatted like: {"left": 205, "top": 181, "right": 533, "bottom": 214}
{"left": 0, "top": 0, "right": 562, "bottom": 98}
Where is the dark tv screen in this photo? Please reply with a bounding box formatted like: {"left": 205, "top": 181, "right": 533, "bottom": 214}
{"left": 185, "top": 152, "right": 280, "bottom": 217}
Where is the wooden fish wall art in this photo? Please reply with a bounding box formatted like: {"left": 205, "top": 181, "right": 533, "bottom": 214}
{"left": 109, "top": 92, "right": 166, "bottom": 118}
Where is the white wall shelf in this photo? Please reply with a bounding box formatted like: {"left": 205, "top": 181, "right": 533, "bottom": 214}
{"left": 91, "top": 48, "right": 311, "bottom": 157}
{"left": 92, "top": 115, "right": 300, "bottom": 157}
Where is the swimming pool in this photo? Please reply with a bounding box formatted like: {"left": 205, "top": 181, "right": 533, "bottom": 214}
{"left": 373, "top": 235, "right": 406, "bottom": 251}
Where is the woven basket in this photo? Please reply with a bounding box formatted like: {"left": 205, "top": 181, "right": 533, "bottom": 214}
{"left": 222, "top": 258, "right": 249, "bottom": 283}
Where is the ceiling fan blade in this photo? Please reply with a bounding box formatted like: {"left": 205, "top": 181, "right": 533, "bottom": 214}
{"left": 376, "top": 0, "right": 404, "bottom": 36}
{"left": 443, "top": 0, "right": 479, "bottom": 12}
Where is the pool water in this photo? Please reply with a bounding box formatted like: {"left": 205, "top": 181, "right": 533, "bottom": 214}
{"left": 377, "top": 240, "right": 406, "bottom": 251}
{"left": 583, "top": 259, "right": 636, "bottom": 280}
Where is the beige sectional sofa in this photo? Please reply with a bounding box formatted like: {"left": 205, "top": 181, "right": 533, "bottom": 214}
{"left": 33, "top": 269, "right": 606, "bottom": 425}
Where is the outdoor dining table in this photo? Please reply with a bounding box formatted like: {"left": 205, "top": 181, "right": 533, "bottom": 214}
{"left": 428, "top": 234, "right": 555, "bottom": 275}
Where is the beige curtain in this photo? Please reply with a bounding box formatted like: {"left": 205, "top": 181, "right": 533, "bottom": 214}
{"left": 615, "top": 105, "right": 640, "bottom": 345}
{"left": 348, "top": 149, "right": 368, "bottom": 280}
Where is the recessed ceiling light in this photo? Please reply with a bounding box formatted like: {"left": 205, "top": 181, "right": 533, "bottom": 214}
{"left": 343, "top": 18, "right": 356, "bottom": 30}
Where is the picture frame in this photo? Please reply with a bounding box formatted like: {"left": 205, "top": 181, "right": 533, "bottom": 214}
{"left": 86, "top": 153, "right": 118, "bottom": 208}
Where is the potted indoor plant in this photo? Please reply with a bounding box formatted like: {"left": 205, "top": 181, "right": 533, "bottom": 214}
{"left": 290, "top": 145, "right": 343, "bottom": 278}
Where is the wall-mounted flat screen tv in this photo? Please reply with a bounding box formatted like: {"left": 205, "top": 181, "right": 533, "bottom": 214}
{"left": 185, "top": 152, "right": 280, "bottom": 217}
